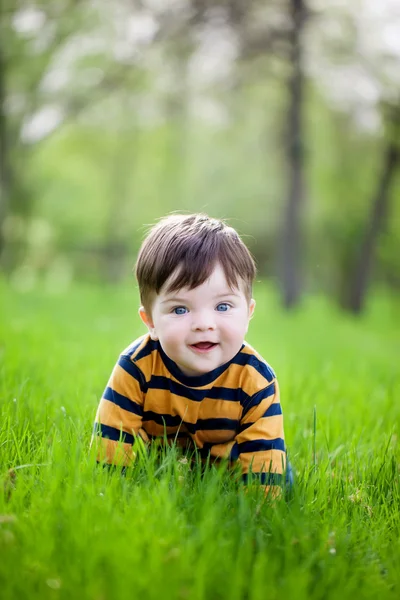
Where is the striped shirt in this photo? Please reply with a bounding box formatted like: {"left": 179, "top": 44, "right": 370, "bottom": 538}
{"left": 93, "top": 334, "right": 286, "bottom": 488}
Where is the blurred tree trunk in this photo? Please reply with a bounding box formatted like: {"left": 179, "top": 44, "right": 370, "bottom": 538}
{"left": 0, "top": 36, "right": 31, "bottom": 273}
{"left": 347, "top": 109, "right": 400, "bottom": 313}
{"left": 0, "top": 41, "right": 11, "bottom": 264}
{"left": 281, "top": 0, "right": 307, "bottom": 309}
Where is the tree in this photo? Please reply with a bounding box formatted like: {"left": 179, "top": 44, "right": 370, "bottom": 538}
{"left": 307, "top": 0, "right": 400, "bottom": 311}
{"left": 348, "top": 102, "right": 400, "bottom": 312}
{"left": 281, "top": 0, "right": 307, "bottom": 308}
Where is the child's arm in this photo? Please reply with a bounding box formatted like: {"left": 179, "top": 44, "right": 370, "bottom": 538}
{"left": 233, "top": 378, "right": 286, "bottom": 497}
{"left": 91, "top": 355, "right": 147, "bottom": 467}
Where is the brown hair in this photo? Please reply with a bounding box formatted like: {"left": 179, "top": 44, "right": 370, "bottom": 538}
{"left": 135, "top": 214, "right": 256, "bottom": 313}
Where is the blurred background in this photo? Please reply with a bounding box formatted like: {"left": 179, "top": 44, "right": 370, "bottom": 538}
{"left": 1, "top": 0, "right": 399, "bottom": 313}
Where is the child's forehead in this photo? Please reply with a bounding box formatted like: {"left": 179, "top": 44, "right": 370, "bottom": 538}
{"left": 161, "top": 263, "right": 244, "bottom": 298}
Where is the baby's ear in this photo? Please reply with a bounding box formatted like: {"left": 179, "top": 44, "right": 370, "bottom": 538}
{"left": 248, "top": 299, "right": 256, "bottom": 320}
{"left": 138, "top": 307, "right": 158, "bottom": 340}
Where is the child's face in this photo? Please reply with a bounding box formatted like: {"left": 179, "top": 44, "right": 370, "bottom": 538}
{"left": 139, "top": 263, "right": 255, "bottom": 377}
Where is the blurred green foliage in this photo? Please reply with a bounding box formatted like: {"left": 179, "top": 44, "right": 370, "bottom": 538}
{"left": 23, "top": 87, "right": 399, "bottom": 291}
{"left": 1, "top": 1, "right": 399, "bottom": 306}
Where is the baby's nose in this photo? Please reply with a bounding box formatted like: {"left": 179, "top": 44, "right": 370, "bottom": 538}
{"left": 191, "top": 312, "right": 216, "bottom": 331}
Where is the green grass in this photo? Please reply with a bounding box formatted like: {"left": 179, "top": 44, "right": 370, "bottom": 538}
{"left": 0, "top": 280, "right": 399, "bottom": 600}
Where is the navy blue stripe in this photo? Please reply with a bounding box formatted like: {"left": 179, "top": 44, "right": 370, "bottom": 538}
{"left": 242, "top": 472, "right": 283, "bottom": 485}
{"left": 103, "top": 387, "right": 143, "bottom": 416}
{"left": 207, "top": 387, "right": 248, "bottom": 403}
{"left": 229, "top": 352, "right": 250, "bottom": 367}
{"left": 238, "top": 402, "right": 282, "bottom": 433}
{"left": 134, "top": 338, "right": 159, "bottom": 362}
{"left": 242, "top": 384, "right": 276, "bottom": 416}
{"left": 238, "top": 422, "right": 252, "bottom": 434}
{"left": 143, "top": 411, "right": 181, "bottom": 427}
{"left": 231, "top": 353, "right": 275, "bottom": 383}
{"left": 117, "top": 357, "right": 147, "bottom": 392}
{"left": 196, "top": 418, "right": 238, "bottom": 431}
{"left": 93, "top": 423, "right": 134, "bottom": 445}
{"left": 230, "top": 442, "right": 239, "bottom": 461}
{"left": 147, "top": 376, "right": 207, "bottom": 402}
{"left": 198, "top": 443, "right": 213, "bottom": 458}
{"left": 238, "top": 438, "right": 285, "bottom": 454}
{"left": 147, "top": 375, "right": 247, "bottom": 404}
{"left": 143, "top": 411, "right": 239, "bottom": 433}
{"left": 263, "top": 402, "right": 282, "bottom": 417}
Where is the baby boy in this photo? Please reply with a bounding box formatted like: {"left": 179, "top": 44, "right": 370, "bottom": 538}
{"left": 93, "top": 214, "right": 288, "bottom": 495}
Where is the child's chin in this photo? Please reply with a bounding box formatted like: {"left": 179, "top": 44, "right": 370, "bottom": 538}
{"left": 178, "top": 362, "right": 215, "bottom": 377}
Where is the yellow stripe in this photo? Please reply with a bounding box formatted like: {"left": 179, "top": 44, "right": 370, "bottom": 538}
{"left": 98, "top": 398, "right": 142, "bottom": 435}
{"left": 192, "top": 430, "right": 236, "bottom": 446}
{"left": 95, "top": 437, "right": 135, "bottom": 466}
{"left": 208, "top": 440, "right": 236, "bottom": 459}
{"left": 133, "top": 345, "right": 167, "bottom": 383}
{"left": 236, "top": 415, "right": 283, "bottom": 444}
{"left": 239, "top": 449, "right": 286, "bottom": 475}
{"left": 143, "top": 391, "right": 191, "bottom": 418}
{"left": 137, "top": 427, "right": 150, "bottom": 444}
{"left": 108, "top": 363, "right": 143, "bottom": 401}
{"left": 144, "top": 390, "right": 241, "bottom": 422}
{"left": 200, "top": 398, "right": 242, "bottom": 420}
{"left": 141, "top": 421, "right": 185, "bottom": 437}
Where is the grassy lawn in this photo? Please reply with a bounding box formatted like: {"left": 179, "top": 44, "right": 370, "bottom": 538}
{"left": 0, "top": 280, "right": 399, "bottom": 600}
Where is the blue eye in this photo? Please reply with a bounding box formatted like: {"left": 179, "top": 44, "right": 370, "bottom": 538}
{"left": 216, "top": 303, "right": 230, "bottom": 312}
{"left": 173, "top": 306, "right": 188, "bottom": 315}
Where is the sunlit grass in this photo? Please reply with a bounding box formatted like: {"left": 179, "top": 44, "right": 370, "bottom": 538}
{"left": 0, "top": 280, "right": 399, "bottom": 599}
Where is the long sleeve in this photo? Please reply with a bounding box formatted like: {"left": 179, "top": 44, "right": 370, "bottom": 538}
{"left": 234, "top": 378, "right": 286, "bottom": 495}
{"left": 91, "top": 355, "right": 147, "bottom": 467}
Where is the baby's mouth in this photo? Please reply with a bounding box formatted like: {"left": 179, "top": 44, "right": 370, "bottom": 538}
{"left": 190, "top": 342, "right": 218, "bottom": 352}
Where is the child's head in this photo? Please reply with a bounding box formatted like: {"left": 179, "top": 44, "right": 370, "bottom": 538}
{"left": 135, "top": 214, "right": 257, "bottom": 376}
{"left": 136, "top": 214, "right": 256, "bottom": 313}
